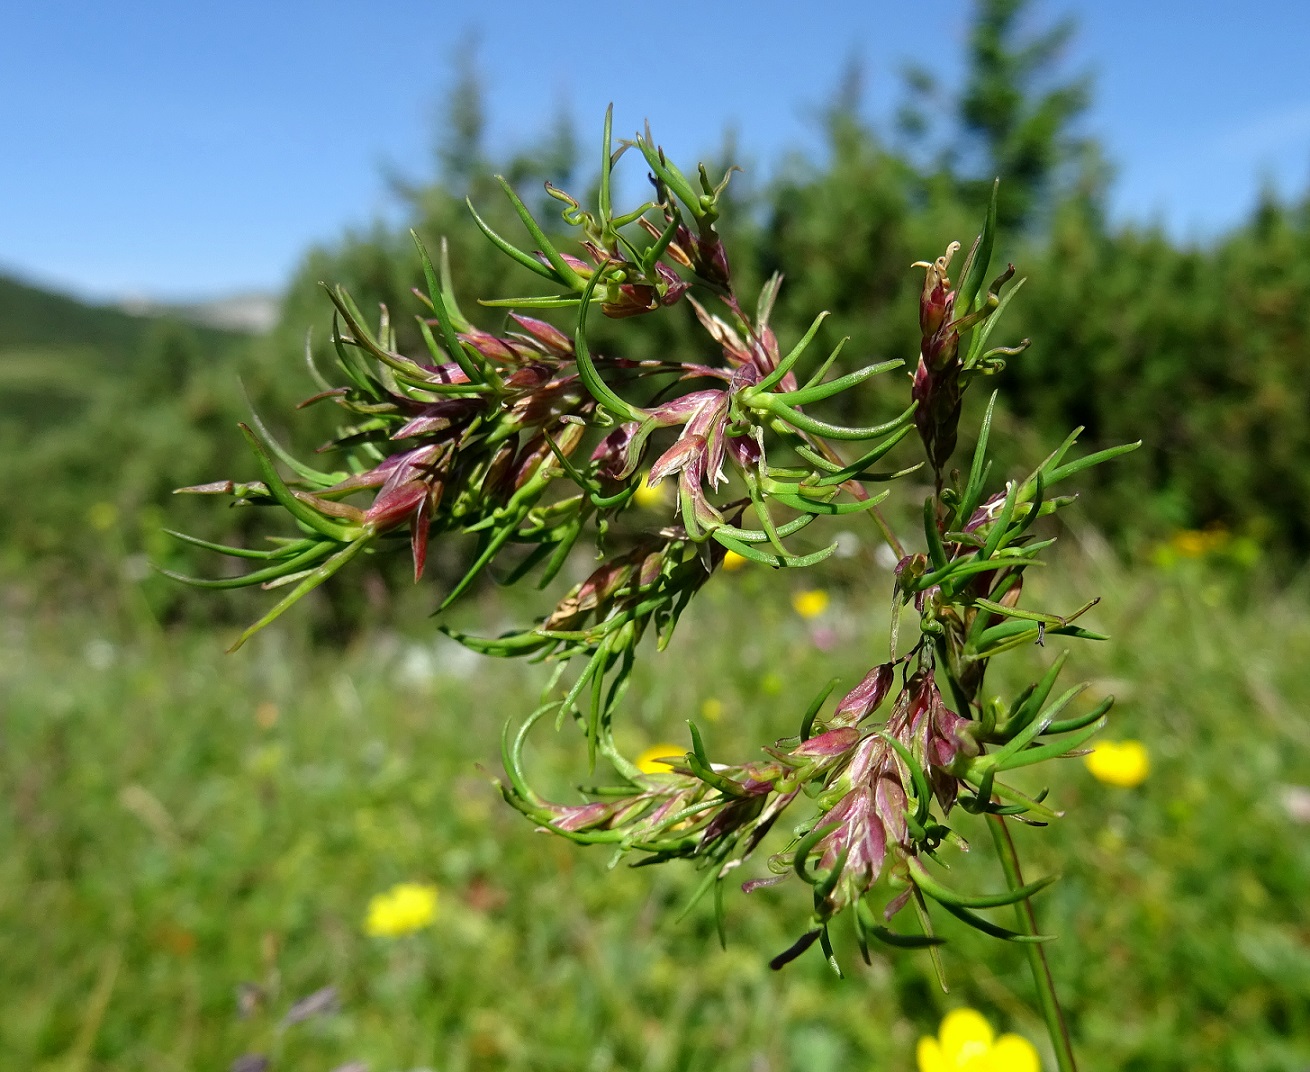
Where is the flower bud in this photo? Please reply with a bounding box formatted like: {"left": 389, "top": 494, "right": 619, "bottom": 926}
{"left": 834, "top": 663, "right": 896, "bottom": 723}
{"left": 590, "top": 423, "right": 639, "bottom": 482}
{"left": 508, "top": 313, "right": 573, "bottom": 357}
{"left": 365, "top": 481, "right": 428, "bottom": 531}
{"left": 916, "top": 242, "right": 959, "bottom": 337}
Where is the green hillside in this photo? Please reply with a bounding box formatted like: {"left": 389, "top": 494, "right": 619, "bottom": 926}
{"left": 0, "top": 273, "right": 252, "bottom": 426}
{"left": 0, "top": 273, "right": 263, "bottom": 600}
{"left": 0, "top": 272, "right": 244, "bottom": 361}
{"left": 0, "top": 272, "right": 143, "bottom": 357}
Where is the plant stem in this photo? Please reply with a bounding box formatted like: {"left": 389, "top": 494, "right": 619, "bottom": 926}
{"left": 869, "top": 502, "right": 905, "bottom": 560}
{"left": 986, "top": 814, "right": 1077, "bottom": 1072}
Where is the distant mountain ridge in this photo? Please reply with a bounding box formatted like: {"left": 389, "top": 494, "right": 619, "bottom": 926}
{"left": 0, "top": 272, "right": 166, "bottom": 363}
{"left": 116, "top": 291, "right": 280, "bottom": 334}
{"left": 0, "top": 271, "right": 257, "bottom": 428}
{"left": 0, "top": 273, "right": 277, "bottom": 367}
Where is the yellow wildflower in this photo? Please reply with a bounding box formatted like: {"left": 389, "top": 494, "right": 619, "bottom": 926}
{"left": 792, "top": 589, "right": 830, "bottom": 619}
{"left": 87, "top": 501, "right": 118, "bottom": 532}
{"left": 1170, "top": 527, "right": 1229, "bottom": 558}
{"left": 632, "top": 472, "right": 666, "bottom": 509}
{"left": 721, "top": 549, "right": 748, "bottom": 571}
{"left": 364, "top": 882, "right": 438, "bottom": 937}
{"left": 1084, "top": 740, "right": 1150, "bottom": 788}
{"left": 635, "top": 743, "right": 684, "bottom": 774}
{"left": 917, "top": 1008, "right": 1039, "bottom": 1072}
{"left": 700, "top": 697, "right": 724, "bottom": 722}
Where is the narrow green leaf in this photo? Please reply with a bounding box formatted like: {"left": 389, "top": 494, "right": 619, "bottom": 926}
{"left": 685, "top": 721, "right": 748, "bottom": 798}
{"left": 635, "top": 136, "right": 701, "bottom": 214}
{"left": 536, "top": 516, "right": 586, "bottom": 589}
{"left": 957, "top": 460, "right": 992, "bottom": 532}
{"left": 991, "top": 694, "right": 1087, "bottom": 765}
{"left": 1046, "top": 695, "right": 1114, "bottom": 734}
{"left": 715, "top": 513, "right": 817, "bottom": 544}
{"left": 478, "top": 295, "right": 580, "bottom": 310}
{"left": 910, "top": 887, "right": 948, "bottom": 990}
{"left": 818, "top": 925, "right": 844, "bottom": 978}
{"left": 769, "top": 490, "right": 888, "bottom": 517}
{"left": 574, "top": 272, "right": 645, "bottom": 422}
{"left": 971, "top": 623, "right": 1108, "bottom": 660}
{"left": 640, "top": 205, "right": 683, "bottom": 275}
{"left": 244, "top": 397, "right": 343, "bottom": 488}
{"left": 162, "top": 530, "right": 311, "bottom": 561}
{"left": 710, "top": 530, "right": 837, "bottom": 568}
{"left": 1003, "top": 651, "right": 1069, "bottom": 735}
{"left": 797, "top": 337, "right": 849, "bottom": 392}
{"left": 302, "top": 327, "right": 333, "bottom": 393}
{"left": 874, "top": 730, "right": 932, "bottom": 828}
{"left": 598, "top": 103, "right": 614, "bottom": 231}
{"left": 500, "top": 702, "right": 556, "bottom": 806}
{"left": 807, "top": 425, "right": 915, "bottom": 487}
{"left": 156, "top": 539, "right": 334, "bottom": 589}
{"left": 956, "top": 179, "right": 998, "bottom": 315}
{"left": 764, "top": 399, "right": 916, "bottom": 442}
{"left": 991, "top": 716, "right": 1108, "bottom": 771}
{"left": 495, "top": 175, "right": 585, "bottom": 290}
{"left": 965, "top": 276, "right": 1026, "bottom": 367}
{"left": 745, "top": 475, "right": 789, "bottom": 557}
{"left": 908, "top": 857, "right": 1058, "bottom": 909}
{"left": 915, "top": 553, "right": 1039, "bottom": 593}
{"left": 228, "top": 537, "right": 371, "bottom": 651}
{"left": 1045, "top": 440, "right": 1142, "bottom": 485}
{"left": 977, "top": 480, "right": 1019, "bottom": 563}
{"left": 935, "top": 899, "right": 1055, "bottom": 943}
{"left": 441, "top": 624, "right": 554, "bottom": 657}
{"left": 792, "top": 822, "right": 841, "bottom": 883}
{"left": 752, "top": 312, "right": 830, "bottom": 394}
{"left": 439, "top": 518, "right": 522, "bottom": 611}
{"left": 977, "top": 596, "right": 1099, "bottom": 628}
{"left": 713, "top": 873, "right": 728, "bottom": 950}
{"left": 238, "top": 424, "right": 360, "bottom": 542}
{"left": 800, "top": 678, "right": 841, "bottom": 740}
{"left": 329, "top": 312, "right": 380, "bottom": 395}
{"left": 413, "top": 231, "right": 483, "bottom": 384}
{"left": 437, "top": 237, "right": 471, "bottom": 331}
{"left": 465, "top": 198, "right": 562, "bottom": 282}
{"left": 774, "top": 358, "right": 903, "bottom": 407}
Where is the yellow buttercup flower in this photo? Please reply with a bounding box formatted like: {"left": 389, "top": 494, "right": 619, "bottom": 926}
{"left": 635, "top": 743, "right": 684, "bottom": 774}
{"left": 1170, "top": 527, "right": 1228, "bottom": 558}
{"left": 792, "top": 589, "right": 830, "bottom": 619}
{"left": 700, "top": 697, "right": 724, "bottom": 722}
{"left": 87, "top": 501, "right": 118, "bottom": 532}
{"left": 364, "top": 882, "right": 439, "bottom": 937}
{"left": 632, "top": 472, "right": 667, "bottom": 509}
{"left": 721, "top": 549, "right": 748, "bottom": 571}
{"left": 1084, "top": 739, "right": 1150, "bottom": 788}
{"left": 917, "top": 1008, "right": 1039, "bottom": 1072}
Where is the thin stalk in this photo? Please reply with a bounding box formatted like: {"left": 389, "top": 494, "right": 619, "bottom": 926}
{"left": 868, "top": 503, "right": 906, "bottom": 561}
{"left": 986, "top": 815, "right": 1078, "bottom": 1072}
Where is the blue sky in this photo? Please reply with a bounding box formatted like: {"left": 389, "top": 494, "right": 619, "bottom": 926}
{"left": 4, "top": 1, "right": 1310, "bottom": 302}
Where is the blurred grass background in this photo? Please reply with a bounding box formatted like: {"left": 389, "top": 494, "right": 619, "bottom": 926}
{"left": 5, "top": 1, "right": 1310, "bottom": 1068}
{"left": 4, "top": 548, "right": 1309, "bottom": 1070}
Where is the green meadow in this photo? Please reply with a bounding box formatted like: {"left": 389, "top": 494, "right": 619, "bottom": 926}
{"left": 8, "top": 3, "right": 1310, "bottom": 1064}
{"left": 5, "top": 543, "right": 1309, "bottom": 1071}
